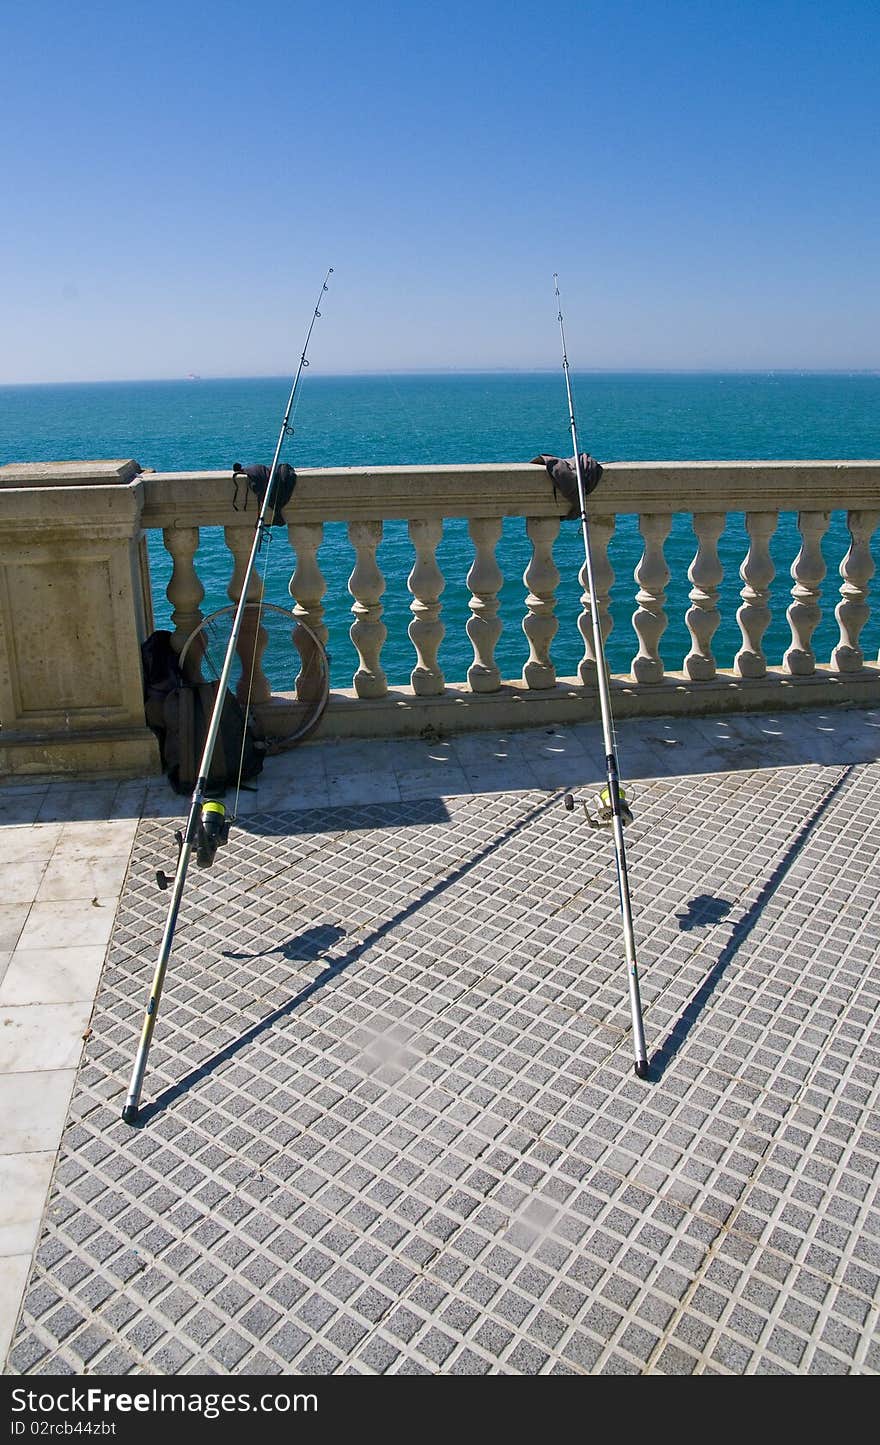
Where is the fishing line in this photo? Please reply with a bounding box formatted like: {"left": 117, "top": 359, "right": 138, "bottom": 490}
{"left": 231, "top": 587, "right": 267, "bottom": 820}
{"left": 122, "top": 268, "right": 334, "bottom": 1125}
{"left": 553, "top": 273, "right": 649, "bottom": 1079}
{"left": 223, "top": 270, "right": 337, "bottom": 807}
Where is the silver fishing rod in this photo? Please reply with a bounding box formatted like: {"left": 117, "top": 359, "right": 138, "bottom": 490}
{"left": 554, "top": 274, "right": 649, "bottom": 1078}
{"left": 122, "top": 267, "right": 334, "bottom": 1124}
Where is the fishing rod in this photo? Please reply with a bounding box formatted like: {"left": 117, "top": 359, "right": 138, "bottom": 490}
{"left": 553, "top": 273, "right": 649, "bottom": 1079}
{"left": 122, "top": 267, "right": 334, "bottom": 1124}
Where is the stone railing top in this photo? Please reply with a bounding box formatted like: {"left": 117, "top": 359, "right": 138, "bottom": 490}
{"left": 0, "top": 459, "right": 142, "bottom": 488}
{"left": 138, "top": 459, "right": 880, "bottom": 528}
{"left": 1, "top": 458, "right": 877, "bottom": 523}
{"left": 0, "top": 461, "right": 146, "bottom": 536}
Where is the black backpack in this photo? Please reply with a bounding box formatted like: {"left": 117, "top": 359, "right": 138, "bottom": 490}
{"left": 141, "top": 630, "right": 266, "bottom": 795}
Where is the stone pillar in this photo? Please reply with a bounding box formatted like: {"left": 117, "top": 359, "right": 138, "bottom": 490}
{"left": 521, "top": 515, "right": 560, "bottom": 689}
{"left": 407, "top": 517, "right": 446, "bottom": 696}
{"left": 225, "top": 522, "right": 269, "bottom": 705}
{"left": 466, "top": 516, "right": 503, "bottom": 693}
{"left": 735, "top": 511, "right": 778, "bottom": 678}
{"left": 832, "top": 510, "right": 879, "bottom": 673}
{"left": 784, "top": 511, "right": 829, "bottom": 675}
{"left": 684, "top": 512, "right": 725, "bottom": 680}
{"left": 348, "top": 520, "right": 388, "bottom": 698}
{"left": 577, "top": 513, "right": 614, "bottom": 687}
{"left": 631, "top": 513, "right": 671, "bottom": 683}
{"left": 0, "top": 460, "right": 161, "bottom": 776}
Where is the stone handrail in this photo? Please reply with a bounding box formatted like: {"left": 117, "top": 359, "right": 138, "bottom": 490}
{"left": 141, "top": 459, "right": 880, "bottom": 527}
{"left": 142, "top": 460, "right": 880, "bottom": 739}
{"left": 1, "top": 459, "right": 878, "bottom": 774}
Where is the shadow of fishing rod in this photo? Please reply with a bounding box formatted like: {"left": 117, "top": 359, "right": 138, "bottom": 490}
{"left": 649, "top": 764, "right": 855, "bottom": 1080}
{"left": 132, "top": 791, "right": 562, "bottom": 1123}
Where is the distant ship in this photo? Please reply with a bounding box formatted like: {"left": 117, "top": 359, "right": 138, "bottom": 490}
{"left": 186, "top": 372, "right": 201, "bottom": 381}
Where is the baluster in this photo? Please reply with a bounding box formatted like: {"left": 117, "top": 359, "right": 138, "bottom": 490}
{"left": 522, "top": 516, "right": 560, "bottom": 689}
{"left": 407, "top": 518, "right": 446, "bottom": 696}
{"left": 684, "top": 513, "right": 725, "bottom": 680}
{"left": 631, "top": 513, "right": 671, "bottom": 683}
{"left": 289, "top": 521, "right": 328, "bottom": 699}
{"left": 784, "top": 511, "right": 830, "bottom": 676}
{"left": 163, "top": 526, "right": 204, "bottom": 665}
{"left": 577, "top": 514, "right": 615, "bottom": 686}
{"left": 224, "top": 524, "right": 269, "bottom": 703}
{"left": 832, "top": 510, "right": 880, "bottom": 672}
{"left": 288, "top": 523, "right": 328, "bottom": 646}
{"left": 734, "top": 512, "right": 777, "bottom": 678}
{"left": 348, "top": 520, "right": 387, "bottom": 698}
{"left": 466, "top": 517, "right": 503, "bottom": 692}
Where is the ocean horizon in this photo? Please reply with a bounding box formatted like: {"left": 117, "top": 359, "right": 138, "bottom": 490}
{"left": 2, "top": 370, "right": 877, "bottom": 690}
{"left": 4, "top": 364, "right": 880, "bottom": 380}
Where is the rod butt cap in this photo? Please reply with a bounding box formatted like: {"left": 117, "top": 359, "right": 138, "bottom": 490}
{"left": 121, "top": 1104, "right": 139, "bottom": 1125}
{"left": 634, "top": 1060, "right": 650, "bottom": 1080}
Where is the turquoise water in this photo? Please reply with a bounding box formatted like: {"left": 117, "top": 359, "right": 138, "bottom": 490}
{"left": 2, "top": 372, "right": 878, "bottom": 685}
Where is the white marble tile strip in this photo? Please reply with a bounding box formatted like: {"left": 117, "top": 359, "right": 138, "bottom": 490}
{"left": 0, "top": 810, "right": 137, "bottom": 1366}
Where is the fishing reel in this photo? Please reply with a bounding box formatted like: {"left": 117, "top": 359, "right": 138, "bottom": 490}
{"left": 195, "top": 800, "right": 231, "bottom": 868}
{"left": 563, "top": 785, "right": 634, "bottom": 829}
{"left": 156, "top": 802, "right": 231, "bottom": 889}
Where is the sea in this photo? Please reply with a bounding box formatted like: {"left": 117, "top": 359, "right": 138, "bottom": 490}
{"left": 1, "top": 372, "right": 878, "bottom": 689}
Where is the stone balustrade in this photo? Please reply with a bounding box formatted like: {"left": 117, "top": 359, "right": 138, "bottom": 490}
{"left": 1, "top": 459, "right": 878, "bottom": 773}
{"left": 141, "top": 460, "right": 880, "bottom": 740}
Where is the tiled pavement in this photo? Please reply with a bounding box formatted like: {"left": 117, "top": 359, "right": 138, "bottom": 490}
{"left": 1, "top": 705, "right": 879, "bottom": 1375}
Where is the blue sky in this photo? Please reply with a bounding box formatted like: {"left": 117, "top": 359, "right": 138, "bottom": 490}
{"left": 1, "top": 0, "right": 878, "bottom": 381}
